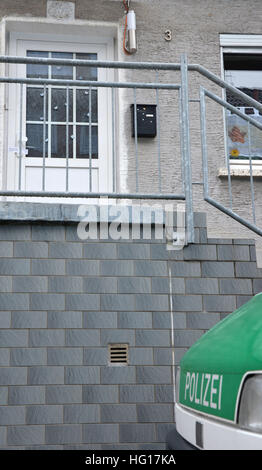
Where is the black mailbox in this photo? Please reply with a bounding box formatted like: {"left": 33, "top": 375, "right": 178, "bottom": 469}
{"left": 131, "top": 104, "right": 157, "bottom": 138}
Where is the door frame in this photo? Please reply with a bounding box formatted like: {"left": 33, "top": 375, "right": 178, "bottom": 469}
{"left": 7, "top": 29, "right": 115, "bottom": 196}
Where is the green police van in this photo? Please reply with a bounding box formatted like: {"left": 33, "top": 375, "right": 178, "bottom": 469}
{"left": 167, "top": 293, "right": 262, "bottom": 450}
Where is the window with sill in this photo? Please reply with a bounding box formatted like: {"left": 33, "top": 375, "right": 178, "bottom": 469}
{"left": 224, "top": 53, "right": 262, "bottom": 163}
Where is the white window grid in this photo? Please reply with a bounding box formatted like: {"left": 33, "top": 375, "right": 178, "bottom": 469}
{"left": 25, "top": 51, "right": 98, "bottom": 160}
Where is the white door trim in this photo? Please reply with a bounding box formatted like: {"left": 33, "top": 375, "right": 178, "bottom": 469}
{"left": 5, "top": 23, "right": 115, "bottom": 200}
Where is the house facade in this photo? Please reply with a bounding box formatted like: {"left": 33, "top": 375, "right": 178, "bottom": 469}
{"left": 0, "top": 0, "right": 261, "bottom": 450}
{"left": 0, "top": 0, "right": 262, "bottom": 240}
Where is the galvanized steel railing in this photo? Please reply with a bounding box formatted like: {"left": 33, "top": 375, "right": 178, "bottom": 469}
{"left": 0, "top": 53, "right": 195, "bottom": 242}
{"left": 1, "top": 53, "right": 262, "bottom": 241}
{"left": 200, "top": 87, "right": 262, "bottom": 237}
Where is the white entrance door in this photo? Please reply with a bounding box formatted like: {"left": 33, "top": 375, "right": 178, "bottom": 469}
{"left": 7, "top": 36, "right": 113, "bottom": 196}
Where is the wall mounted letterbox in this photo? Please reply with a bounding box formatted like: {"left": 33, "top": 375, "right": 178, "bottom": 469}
{"left": 131, "top": 104, "right": 157, "bottom": 138}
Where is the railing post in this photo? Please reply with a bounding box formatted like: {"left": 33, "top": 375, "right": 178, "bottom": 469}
{"left": 18, "top": 83, "right": 23, "bottom": 191}
{"left": 180, "top": 54, "right": 194, "bottom": 243}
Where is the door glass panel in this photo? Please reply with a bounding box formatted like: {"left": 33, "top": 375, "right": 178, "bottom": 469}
{"left": 51, "top": 125, "right": 73, "bottom": 158}
{"left": 26, "top": 124, "right": 48, "bottom": 158}
{"left": 27, "top": 51, "right": 48, "bottom": 79}
{"left": 76, "top": 89, "right": 98, "bottom": 123}
{"left": 26, "top": 50, "right": 98, "bottom": 160}
{"left": 51, "top": 52, "right": 73, "bottom": 80}
{"left": 76, "top": 126, "right": 98, "bottom": 158}
{"left": 76, "top": 53, "right": 97, "bottom": 81}
{"left": 27, "top": 87, "right": 48, "bottom": 122}
{"left": 51, "top": 88, "right": 73, "bottom": 122}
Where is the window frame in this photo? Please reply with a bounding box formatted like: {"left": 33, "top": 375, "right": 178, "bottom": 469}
{"left": 220, "top": 34, "right": 262, "bottom": 168}
{"left": 25, "top": 50, "right": 99, "bottom": 161}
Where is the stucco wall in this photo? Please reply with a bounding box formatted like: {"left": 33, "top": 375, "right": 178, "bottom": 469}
{"left": 1, "top": 0, "right": 262, "bottom": 244}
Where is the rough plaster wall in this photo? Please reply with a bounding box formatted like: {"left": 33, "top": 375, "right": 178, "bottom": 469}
{"left": 0, "top": 0, "right": 46, "bottom": 17}
{"left": 1, "top": 0, "right": 262, "bottom": 245}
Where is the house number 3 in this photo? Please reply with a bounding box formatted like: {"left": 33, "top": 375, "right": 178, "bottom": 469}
{"left": 164, "top": 30, "right": 172, "bottom": 41}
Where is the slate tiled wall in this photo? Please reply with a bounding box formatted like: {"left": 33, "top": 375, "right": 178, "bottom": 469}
{"left": 0, "top": 215, "right": 259, "bottom": 449}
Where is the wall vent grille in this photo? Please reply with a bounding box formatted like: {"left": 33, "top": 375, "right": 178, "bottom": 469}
{"left": 109, "top": 344, "right": 129, "bottom": 365}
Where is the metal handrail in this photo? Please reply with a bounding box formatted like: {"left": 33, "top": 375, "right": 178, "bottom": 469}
{"left": 0, "top": 190, "right": 185, "bottom": 200}
{"left": 0, "top": 55, "right": 192, "bottom": 236}
{"left": 200, "top": 86, "right": 262, "bottom": 237}
{"left": 0, "top": 77, "right": 181, "bottom": 90}
{"left": 1, "top": 54, "right": 262, "bottom": 240}
{"left": 190, "top": 64, "right": 262, "bottom": 114}
{"left": 1, "top": 55, "right": 261, "bottom": 112}
{"left": 0, "top": 55, "right": 182, "bottom": 70}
